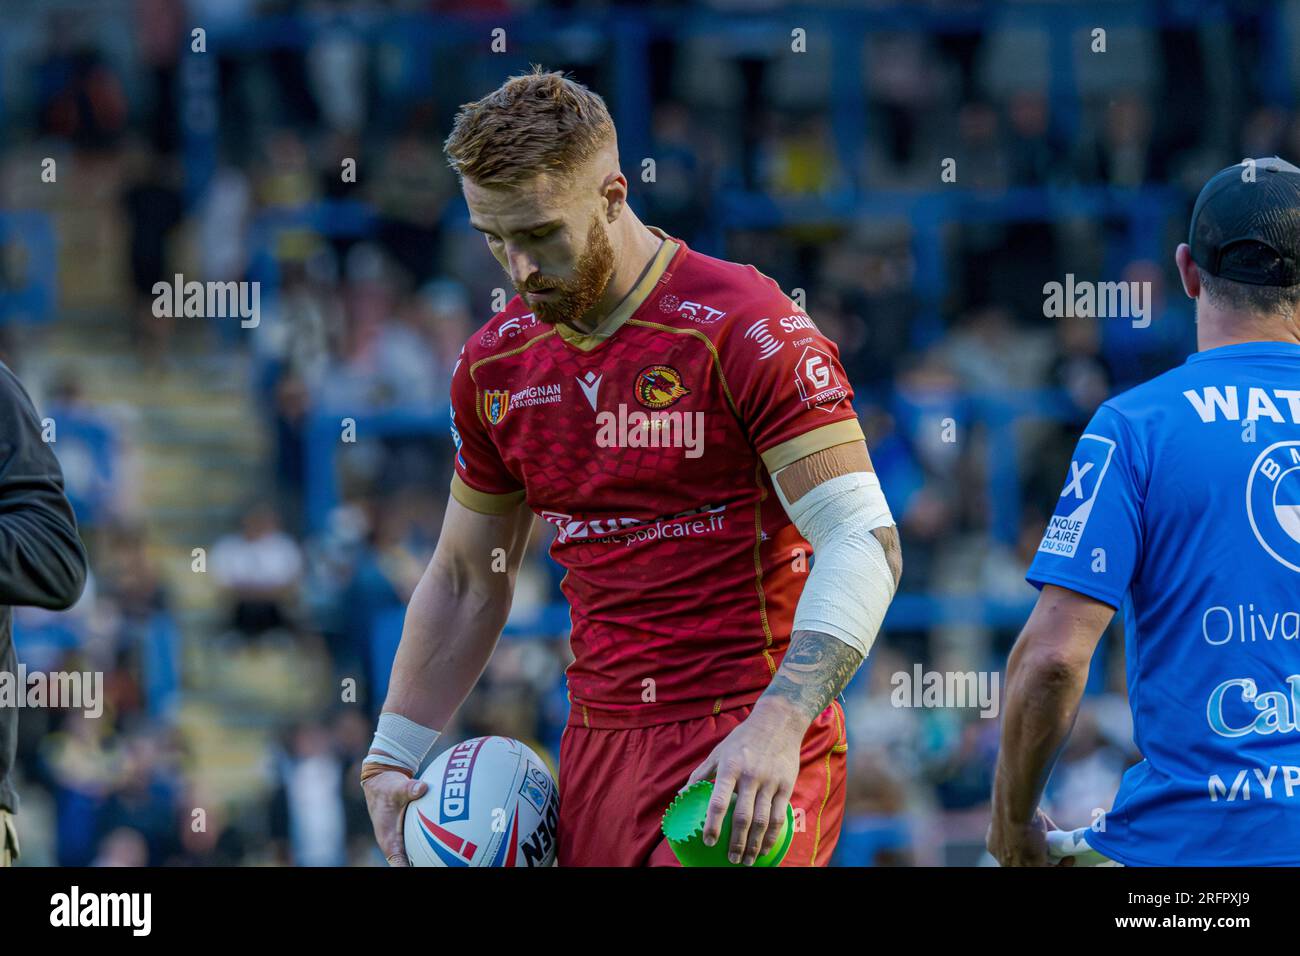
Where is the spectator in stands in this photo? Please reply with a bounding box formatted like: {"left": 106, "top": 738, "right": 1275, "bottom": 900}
{"left": 331, "top": 709, "right": 379, "bottom": 865}
{"left": 1005, "top": 90, "right": 1061, "bottom": 186}
{"left": 261, "top": 255, "right": 345, "bottom": 395}
{"left": 43, "top": 371, "right": 119, "bottom": 528}
{"left": 96, "top": 730, "right": 179, "bottom": 865}
{"left": 1051, "top": 313, "right": 1112, "bottom": 423}
{"left": 92, "top": 827, "right": 149, "bottom": 866}
{"left": 268, "top": 720, "right": 347, "bottom": 867}
{"left": 121, "top": 142, "right": 184, "bottom": 368}
{"left": 368, "top": 291, "right": 446, "bottom": 411}
{"left": 37, "top": 35, "right": 128, "bottom": 151}
{"left": 422, "top": 279, "right": 473, "bottom": 382}
{"left": 370, "top": 130, "right": 455, "bottom": 286}
{"left": 210, "top": 504, "right": 304, "bottom": 644}
{"left": 1077, "top": 93, "right": 1157, "bottom": 187}
{"left": 642, "top": 100, "right": 715, "bottom": 242}
{"left": 40, "top": 711, "right": 120, "bottom": 866}
{"left": 166, "top": 785, "right": 247, "bottom": 866}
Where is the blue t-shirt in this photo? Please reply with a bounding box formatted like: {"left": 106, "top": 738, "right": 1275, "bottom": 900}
{"left": 1027, "top": 341, "right": 1300, "bottom": 866}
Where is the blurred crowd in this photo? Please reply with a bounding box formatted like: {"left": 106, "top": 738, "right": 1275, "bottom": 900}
{"left": 3, "top": 0, "right": 1295, "bottom": 865}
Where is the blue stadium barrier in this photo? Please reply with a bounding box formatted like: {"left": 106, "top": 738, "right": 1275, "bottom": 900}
{"left": 303, "top": 385, "right": 1085, "bottom": 631}
{"left": 972, "top": 388, "right": 1080, "bottom": 545}
{"left": 302, "top": 407, "right": 446, "bottom": 534}
{"left": 304, "top": 386, "right": 1077, "bottom": 541}
{"left": 11, "top": 616, "right": 81, "bottom": 674}
{"left": 368, "top": 598, "right": 573, "bottom": 710}
{"left": 831, "top": 814, "right": 912, "bottom": 867}
{"left": 365, "top": 539, "right": 1122, "bottom": 697}
{"left": 719, "top": 185, "right": 1177, "bottom": 347}
{"left": 141, "top": 612, "right": 182, "bottom": 722}
{"left": 247, "top": 178, "right": 1180, "bottom": 382}
{"left": 14, "top": 610, "right": 182, "bottom": 723}
{"left": 367, "top": 604, "right": 407, "bottom": 707}
{"left": 885, "top": 594, "right": 1034, "bottom": 630}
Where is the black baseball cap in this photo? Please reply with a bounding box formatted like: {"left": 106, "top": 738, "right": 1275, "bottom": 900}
{"left": 1188, "top": 156, "right": 1300, "bottom": 287}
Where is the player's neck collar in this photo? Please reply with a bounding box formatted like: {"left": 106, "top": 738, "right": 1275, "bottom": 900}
{"left": 555, "top": 229, "right": 678, "bottom": 352}
{"left": 1187, "top": 339, "right": 1300, "bottom": 362}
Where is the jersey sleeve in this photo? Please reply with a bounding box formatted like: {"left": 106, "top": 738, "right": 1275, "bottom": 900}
{"left": 1026, "top": 403, "right": 1147, "bottom": 609}
{"left": 448, "top": 346, "right": 526, "bottom": 515}
{"left": 718, "top": 287, "right": 865, "bottom": 473}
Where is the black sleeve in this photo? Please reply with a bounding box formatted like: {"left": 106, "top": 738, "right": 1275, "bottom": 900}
{"left": 0, "top": 361, "right": 88, "bottom": 609}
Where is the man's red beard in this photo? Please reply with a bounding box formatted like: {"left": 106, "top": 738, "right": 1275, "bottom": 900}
{"left": 517, "top": 217, "right": 615, "bottom": 327}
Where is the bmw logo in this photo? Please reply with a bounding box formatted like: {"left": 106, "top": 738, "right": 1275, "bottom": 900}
{"left": 1246, "top": 440, "right": 1300, "bottom": 572}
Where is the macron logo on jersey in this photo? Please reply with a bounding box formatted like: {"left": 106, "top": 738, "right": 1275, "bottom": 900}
{"left": 1183, "top": 386, "right": 1300, "bottom": 423}
{"left": 1037, "top": 434, "right": 1116, "bottom": 558}
{"left": 577, "top": 371, "right": 603, "bottom": 411}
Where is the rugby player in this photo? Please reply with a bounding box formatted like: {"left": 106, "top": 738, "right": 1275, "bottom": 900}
{"left": 991, "top": 157, "right": 1300, "bottom": 866}
{"left": 361, "top": 67, "right": 902, "bottom": 866}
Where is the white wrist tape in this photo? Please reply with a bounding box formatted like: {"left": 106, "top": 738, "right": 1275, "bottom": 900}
{"left": 773, "top": 470, "right": 897, "bottom": 659}
{"left": 364, "top": 712, "right": 441, "bottom": 774}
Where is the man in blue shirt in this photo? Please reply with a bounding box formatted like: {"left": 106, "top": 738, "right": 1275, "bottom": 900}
{"left": 990, "top": 157, "right": 1300, "bottom": 866}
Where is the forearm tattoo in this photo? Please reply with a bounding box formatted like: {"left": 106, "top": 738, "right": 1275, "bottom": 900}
{"left": 763, "top": 630, "right": 864, "bottom": 722}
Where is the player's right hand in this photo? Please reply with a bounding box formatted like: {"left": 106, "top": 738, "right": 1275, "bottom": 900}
{"left": 362, "top": 771, "right": 428, "bottom": 866}
{"left": 987, "top": 807, "right": 1071, "bottom": 867}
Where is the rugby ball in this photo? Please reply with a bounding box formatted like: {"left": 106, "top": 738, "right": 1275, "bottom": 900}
{"left": 403, "top": 736, "right": 559, "bottom": 867}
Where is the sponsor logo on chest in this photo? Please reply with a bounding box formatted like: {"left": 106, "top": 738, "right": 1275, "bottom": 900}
{"left": 658, "top": 294, "right": 726, "bottom": 324}
{"left": 482, "top": 381, "right": 563, "bottom": 424}
{"left": 634, "top": 364, "right": 690, "bottom": 409}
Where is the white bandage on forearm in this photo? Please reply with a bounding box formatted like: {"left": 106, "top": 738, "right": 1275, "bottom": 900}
{"left": 364, "top": 712, "right": 441, "bottom": 775}
{"left": 774, "top": 470, "right": 897, "bottom": 658}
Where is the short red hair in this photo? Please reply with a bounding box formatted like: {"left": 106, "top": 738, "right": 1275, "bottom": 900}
{"left": 443, "top": 65, "right": 616, "bottom": 189}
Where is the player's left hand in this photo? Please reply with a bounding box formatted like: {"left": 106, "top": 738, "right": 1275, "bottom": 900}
{"left": 686, "top": 700, "right": 805, "bottom": 865}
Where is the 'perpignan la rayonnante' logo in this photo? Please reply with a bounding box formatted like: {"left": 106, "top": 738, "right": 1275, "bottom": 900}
{"left": 483, "top": 389, "right": 510, "bottom": 425}
{"left": 1246, "top": 440, "right": 1300, "bottom": 573}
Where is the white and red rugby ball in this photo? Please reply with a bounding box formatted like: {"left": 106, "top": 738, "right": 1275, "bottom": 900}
{"left": 403, "top": 736, "right": 559, "bottom": 867}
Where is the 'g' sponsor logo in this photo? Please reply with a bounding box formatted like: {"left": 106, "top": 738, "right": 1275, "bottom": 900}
{"left": 1037, "top": 434, "right": 1116, "bottom": 558}
{"left": 793, "top": 346, "right": 847, "bottom": 413}
{"left": 1246, "top": 440, "right": 1300, "bottom": 573}
{"left": 483, "top": 389, "right": 511, "bottom": 425}
{"left": 634, "top": 365, "right": 689, "bottom": 409}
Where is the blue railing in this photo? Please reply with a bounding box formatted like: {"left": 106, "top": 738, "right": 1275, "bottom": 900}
{"left": 300, "top": 386, "right": 1085, "bottom": 544}
{"left": 248, "top": 172, "right": 1184, "bottom": 382}
{"left": 299, "top": 391, "right": 1076, "bottom": 631}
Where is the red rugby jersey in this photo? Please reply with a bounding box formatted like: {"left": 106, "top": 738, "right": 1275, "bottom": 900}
{"left": 449, "top": 228, "right": 865, "bottom": 728}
